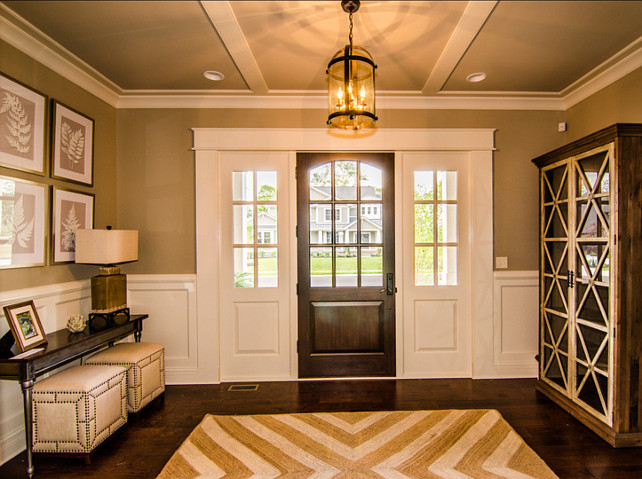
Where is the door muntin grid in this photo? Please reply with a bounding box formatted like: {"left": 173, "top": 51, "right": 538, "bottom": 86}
{"left": 572, "top": 146, "right": 613, "bottom": 420}
{"left": 232, "top": 170, "right": 278, "bottom": 288}
{"left": 413, "top": 170, "right": 458, "bottom": 286}
{"left": 308, "top": 160, "right": 383, "bottom": 288}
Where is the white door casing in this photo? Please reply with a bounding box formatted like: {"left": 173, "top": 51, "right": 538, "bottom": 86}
{"left": 193, "top": 129, "right": 495, "bottom": 382}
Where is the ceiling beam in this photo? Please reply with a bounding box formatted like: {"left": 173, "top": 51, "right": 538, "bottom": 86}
{"left": 200, "top": 1, "right": 269, "bottom": 95}
{"left": 422, "top": 1, "right": 497, "bottom": 95}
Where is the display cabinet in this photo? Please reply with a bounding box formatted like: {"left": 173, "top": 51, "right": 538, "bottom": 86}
{"left": 532, "top": 123, "right": 642, "bottom": 447}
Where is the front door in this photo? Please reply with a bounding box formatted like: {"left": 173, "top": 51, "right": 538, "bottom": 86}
{"left": 297, "top": 153, "right": 395, "bottom": 377}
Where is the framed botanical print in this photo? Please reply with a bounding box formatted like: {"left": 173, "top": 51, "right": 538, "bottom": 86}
{"left": 51, "top": 101, "right": 94, "bottom": 186}
{"left": 0, "top": 73, "right": 46, "bottom": 175}
{"left": 3, "top": 300, "right": 47, "bottom": 353}
{"left": 0, "top": 176, "right": 47, "bottom": 269}
{"left": 52, "top": 187, "right": 94, "bottom": 263}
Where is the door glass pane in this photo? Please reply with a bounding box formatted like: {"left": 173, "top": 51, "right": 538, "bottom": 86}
{"left": 233, "top": 171, "right": 253, "bottom": 201}
{"left": 310, "top": 163, "right": 331, "bottom": 200}
{"left": 360, "top": 163, "right": 382, "bottom": 200}
{"left": 310, "top": 247, "right": 332, "bottom": 287}
{"left": 414, "top": 171, "right": 434, "bottom": 200}
{"left": 361, "top": 246, "right": 382, "bottom": 287}
{"left": 335, "top": 161, "right": 357, "bottom": 200}
{"left": 233, "top": 248, "right": 254, "bottom": 287}
{"left": 309, "top": 204, "right": 328, "bottom": 244}
{"left": 437, "top": 204, "right": 457, "bottom": 242}
{"left": 257, "top": 205, "right": 277, "bottom": 244}
{"left": 256, "top": 171, "right": 277, "bottom": 201}
{"left": 360, "top": 203, "right": 381, "bottom": 244}
{"left": 414, "top": 204, "right": 433, "bottom": 243}
{"left": 336, "top": 246, "right": 357, "bottom": 287}
{"left": 415, "top": 246, "right": 434, "bottom": 286}
{"left": 437, "top": 171, "right": 457, "bottom": 201}
{"left": 438, "top": 246, "right": 457, "bottom": 285}
{"left": 335, "top": 204, "right": 356, "bottom": 243}
{"left": 257, "top": 248, "right": 277, "bottom": 287}
{"left": 233, "top": 205, "right": 253, "bottom": 244}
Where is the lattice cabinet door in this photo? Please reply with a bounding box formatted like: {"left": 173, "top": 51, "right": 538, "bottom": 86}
{"left": 571, "top": 144, "right": 614, "bottom": 424}
{"left": 540, "top": 160, "right": 572, "bottom": 393}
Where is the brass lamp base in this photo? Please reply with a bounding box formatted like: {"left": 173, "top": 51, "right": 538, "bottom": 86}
{"left": 91, "top": 272, "right": 127, "bottom": 313}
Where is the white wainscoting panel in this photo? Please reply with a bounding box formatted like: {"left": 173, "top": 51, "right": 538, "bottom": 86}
{"left": 491, "top": 270, "right": 539, "bottom": 378}
{"left": 127, "top": 274, "right": 197, "bottom": 385}
{"left": 0, "top": 280, "right": 91, "bottom": 466}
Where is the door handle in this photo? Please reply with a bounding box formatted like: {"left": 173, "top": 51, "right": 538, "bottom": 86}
{"left": 386, "top": 273, "right": 394, "bottom": 295}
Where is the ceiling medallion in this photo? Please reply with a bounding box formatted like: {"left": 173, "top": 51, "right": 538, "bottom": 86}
{"left": 327, "top": 0, "right": 377, "bottom": 130}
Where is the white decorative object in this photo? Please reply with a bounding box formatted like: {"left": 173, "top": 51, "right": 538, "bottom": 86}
{"left": 66, "top": 314, "right": 86, "bottom": 333}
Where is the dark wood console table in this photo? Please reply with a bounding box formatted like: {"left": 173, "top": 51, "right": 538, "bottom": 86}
{"left": 0, "top": 314, "right": 147, "bottom": 477}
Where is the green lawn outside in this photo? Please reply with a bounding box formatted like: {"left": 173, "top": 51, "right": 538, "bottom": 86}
{"left": 256, "top": 256, "right": 382, "bottom": 274}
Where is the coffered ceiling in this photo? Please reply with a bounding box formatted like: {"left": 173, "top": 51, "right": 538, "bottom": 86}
{"left": 1, "top": 1, "right": 641, "bottom": 109}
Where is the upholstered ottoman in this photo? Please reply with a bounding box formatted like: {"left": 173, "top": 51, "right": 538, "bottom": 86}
{"left": 32, "top": 365, "right": 128, "bottom": 454}
{"left": 86, "top": 342, "right": 165, "bottom": 413}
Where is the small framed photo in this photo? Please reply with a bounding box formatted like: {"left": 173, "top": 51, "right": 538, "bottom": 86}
{"left": 0, "top": 176, "right": 47, "bottom": 269}
{"left": 0, "top": 73, "right": 47, "bottom": 175}
{"left": 52, "top": 187, "right": 94, "bottom": 263}
{"left": 51, "top": 101, "right": 94, "bottom": 186}
{"left": 3, "top": 300, "right": 47, "bottom": 353}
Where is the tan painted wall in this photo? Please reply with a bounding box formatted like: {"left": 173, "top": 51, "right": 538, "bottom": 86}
{"left": 0, "top": 41, "right": 118, "bottom": 292}
{"left": 117, "top": 108, "right": 567, "bottom": 274}
{"left": 566, "top": 67, "right": 642, "bottom": 141}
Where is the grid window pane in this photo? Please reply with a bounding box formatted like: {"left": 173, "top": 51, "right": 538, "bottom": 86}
{"left": 437, "top": 171, "right": 457, "bottom": 201}
{"left": 414, "top": 204, "right": 434, "bottom": 243}
{"left": 438, "top": 246, "right": 458, "bottom": 285}
{"left": 361, "top": 247, "right": 383, "bottom": 287}
{"left": 335, "top": 161, "right": 357, "bottom": 200}
{"left": 437, "top": 204, "right": 458, "bottom": 242}
{"left": 257, "top": 248, "right": 277, "bottom": 287}
{"left": 233, "top": 171, "right": 253, "bottom": 201}
{"left": 234, "top": 248, "right": 254, "bottom": 287}
{"left": 415, "top": 246, "right": 434, "bottom": 286}
{"left": 310, "top": 247, "right": 332, "bottom": 287}
{"left": 336, "top": 247, "right": 358, "bottom": 287}
{"left": 256, "top": 171, "right": 277, "bottom": 201}
{"left": 233, "top": 205, "right": 253, "bottom": 244}
{"left": 414, "top": 171, "right": 434, "bottom": 200}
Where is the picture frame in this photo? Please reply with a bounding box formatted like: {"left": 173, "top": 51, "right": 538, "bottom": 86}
{"left": 3, "top": 300, "right": 47, "bottom": 353}
{"left": 0, "top": 73, "right": 47, "bottom": 175}
{"left": 52, "top": 187, "right": 94, "bottom": 264}
{"left": 51, "top": 101, "right": 94, "bottom": 186}
{"left": 0, "top": 176, "right": 47, "bottom": 269}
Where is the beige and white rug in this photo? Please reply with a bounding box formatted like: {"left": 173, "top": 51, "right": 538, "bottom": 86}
{"left": 157, "top": 410, "right": 558, "bottom": 478}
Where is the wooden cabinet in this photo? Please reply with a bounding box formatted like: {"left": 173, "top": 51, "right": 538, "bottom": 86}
{"left": 532, "top": 124, "right": 642, "bottom": 447}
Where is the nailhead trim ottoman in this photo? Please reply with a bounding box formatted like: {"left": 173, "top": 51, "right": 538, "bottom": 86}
{"left": 86, "top": 342, "right": 165, "bottom": 413}
{"left": 32, "top": 365, "right": 128, "bottom": 454}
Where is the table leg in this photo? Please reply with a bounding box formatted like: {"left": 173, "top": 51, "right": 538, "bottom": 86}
{"left": 21, "top": 379, "right": 35, "bottom": 477}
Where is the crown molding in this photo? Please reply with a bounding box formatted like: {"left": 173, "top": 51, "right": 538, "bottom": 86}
{"left": 562, "top": 36, "right": 642, "bottom": 109}
{"left": 1, "top": 4, "right": 639, "bottom": 112}
{"left": 0, "top": 4, "right": 121, "bottom": 107}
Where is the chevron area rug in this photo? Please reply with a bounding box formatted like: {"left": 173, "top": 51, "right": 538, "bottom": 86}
{"left": 157, "top": 410, "right": 559, "bottom": 478}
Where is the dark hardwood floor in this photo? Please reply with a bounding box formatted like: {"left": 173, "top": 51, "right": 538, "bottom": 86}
{"left": 1, "top": 378, "right": 641, "bottom": 478}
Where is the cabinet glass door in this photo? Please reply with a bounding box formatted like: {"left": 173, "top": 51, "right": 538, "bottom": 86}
{"left": 541, "top": 161, "right": 570, "bottom": 390}
{"left": 573, "top": 145, "right": 613, "bottom": 419}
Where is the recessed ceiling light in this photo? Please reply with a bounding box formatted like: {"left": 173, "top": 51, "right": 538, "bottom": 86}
{"left": 466, "top": 72, "right": 487, "bottom": 83}
{"left": 203, "top": 70, "right": 224, "bottom": 81}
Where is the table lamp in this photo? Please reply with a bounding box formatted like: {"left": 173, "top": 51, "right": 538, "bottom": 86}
{"left": 74, "top": 227, "right": 138, "bottom": 330}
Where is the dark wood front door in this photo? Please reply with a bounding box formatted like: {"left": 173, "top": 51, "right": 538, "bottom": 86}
{"left": 297, "top": 152, "right": 395, "bottom": 377}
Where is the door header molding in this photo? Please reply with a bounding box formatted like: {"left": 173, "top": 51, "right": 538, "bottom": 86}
{"left": 192, "top": 128, "right": 496, "bottom": 152}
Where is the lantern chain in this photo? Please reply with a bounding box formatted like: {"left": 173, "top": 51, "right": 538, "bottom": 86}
{"left": 348, "top": 12, "right": 353, "bottom": 49}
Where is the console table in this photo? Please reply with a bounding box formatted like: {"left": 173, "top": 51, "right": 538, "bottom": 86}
{"left": 0, "top": 314, "right": 147, "bottom": 477}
